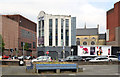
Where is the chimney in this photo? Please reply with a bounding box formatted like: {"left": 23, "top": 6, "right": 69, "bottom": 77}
{"left": 97, "top": 24, "right": 99, "bottom": 34}
{"left": 84, "top": 22, "right": 86, "bottom": 29}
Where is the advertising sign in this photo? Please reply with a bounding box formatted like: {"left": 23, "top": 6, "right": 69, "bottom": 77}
{"left": 78, "top": 45, "right": 111, "bottom": 56}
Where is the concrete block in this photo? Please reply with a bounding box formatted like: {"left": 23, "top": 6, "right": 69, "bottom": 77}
{"left": 78, "top": 67, "right": 83, "bottom": 72}
{"left": 56, "top": 69, "right": 60, "bottom": 73}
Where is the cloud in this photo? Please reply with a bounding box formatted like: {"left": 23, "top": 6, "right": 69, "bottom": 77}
{"left": 0, "top": 0, "right": 118, "bottom": 33}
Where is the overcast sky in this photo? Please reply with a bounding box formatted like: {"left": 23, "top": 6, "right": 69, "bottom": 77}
{"left": 0, "top": 0, "right": 119, "bottom": 33}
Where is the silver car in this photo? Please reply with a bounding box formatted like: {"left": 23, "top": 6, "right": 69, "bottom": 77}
{"left": 107, "top": 55, "right": 118, "bottom": 62}
{"left": 89, "top": 56, "right": 108, "bottom": 62}
{"left": 32, "top": 56, "right": 52, "bottom": 62}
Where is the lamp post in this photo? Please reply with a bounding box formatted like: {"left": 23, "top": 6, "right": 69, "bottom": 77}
{"left": 23, "top": 42, "right": 25, "bottom": 60}
{"left": 71, "top": 48, "right": 74, "bottom": 62}
{"left": 63, "top": 41, "right": 65, "bottom": 60}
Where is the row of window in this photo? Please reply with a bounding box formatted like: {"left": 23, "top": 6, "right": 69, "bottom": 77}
{"left": 21, "top": 42, "right": 36, "bottom": 49}
{"left": 39, "top": 20, "right": 44, "bottom": 37}
{"left": 21, "top": 29, "right": 36, "bottom": 40}
{"left": 49, "top": 19, "right": 52, "bottom": 46}
{"left": 56, "top": 19, "right": 58, "bottom": 46}
{"left": 48, "top": 18, "right": 69, "bottom": 46}
{"left": 39, "top": 17, "right": 44, "bottom": 46}
{"left": 76, "top": 41, "right": 95, "bottom": 45}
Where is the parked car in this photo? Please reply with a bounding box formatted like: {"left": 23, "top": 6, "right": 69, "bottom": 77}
{"left": 58, "top": 58, "right": 64, "bottom": 62}
{"left": 60, "top": 56, "right": 83, "bottom": 62}
{"left": 85, "top": 57, "right": 94, "bottom": 62}
{"left": 32, "top": 56, "right": 52, "bottom": 62}
{"left": 18, "top": 56, "right": 24, "bottom": 59}
{"left": 107, "top": 55, "right": 118, "bottom": 62}
{"left": 12, "top": 56, "right": 18, "bottom": 59}
{"left": 2, "top": 55, "right": 9, "bottom": 59}
{"left": 89, "top": 56, "right": 108, "bottom": 62}
{"left": 25, "top": 56, "right": 32, "bottom": 60}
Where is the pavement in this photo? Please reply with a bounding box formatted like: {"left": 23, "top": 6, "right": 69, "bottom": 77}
{"left": 1, "top": 65, "right": 119, "bottom": 75}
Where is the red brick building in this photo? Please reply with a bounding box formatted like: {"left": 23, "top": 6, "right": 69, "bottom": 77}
{"left": 1, "top": 15, "right": 37, "bottom": 57}
{"left": 0, "top": 15, "right": 19, "bottom": 56}
{"left": 107, "top": 1, "right": 120, "bottom": 46}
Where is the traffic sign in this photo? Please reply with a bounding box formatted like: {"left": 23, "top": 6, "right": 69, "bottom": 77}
{"left": 46, "top": 51, "right": 49, "bottom": 54}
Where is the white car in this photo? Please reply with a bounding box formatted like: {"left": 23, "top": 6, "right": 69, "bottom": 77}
{"left": 107, "top": 55, "right": 118, "bottom": 62}
{"left": 89, "top": 56, "right": 108, "bottom": 62}
{"left": 32, "top": 56, "right": 52, "bottom": 62}
{"left": 25, "top": 56, "right": 32, "bottom": 60}
{"left": 18, "top": 56, "right": 23, "bottom": 59}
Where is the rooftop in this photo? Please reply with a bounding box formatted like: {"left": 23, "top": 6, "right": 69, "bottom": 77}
{"left": 76, "top": 28, "right": 98, "bottom": 36}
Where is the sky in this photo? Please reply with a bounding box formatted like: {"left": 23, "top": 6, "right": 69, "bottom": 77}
{"left": 0, "top": 0, "right": 120, "bottom": 33}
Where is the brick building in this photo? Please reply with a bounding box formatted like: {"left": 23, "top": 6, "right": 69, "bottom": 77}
{"left": 107, "top": 1, "right": 120, "bottom": 46}
{"left": 1, "top": 15, "right": 37, "bottom": 57}
{"left": 0, "top": 15, "right": 18, "bottom": 56}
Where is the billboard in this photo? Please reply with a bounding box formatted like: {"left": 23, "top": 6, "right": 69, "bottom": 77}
{"left": 78, "top": 46, "right": 111, "bottom": 56}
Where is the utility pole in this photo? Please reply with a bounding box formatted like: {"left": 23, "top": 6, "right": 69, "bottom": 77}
{"left": 23, "top": 42, "right": 25, "bottom": 60}
{"left": 63, "top": 41, "right": 65, "bottom": 60}
{"left": 71, "top": 48, "right": 74, "bottom": 62}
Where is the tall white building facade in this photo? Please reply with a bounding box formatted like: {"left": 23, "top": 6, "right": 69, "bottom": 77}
{"left": 38, "top": 11, "right": 76, "bottom": 47}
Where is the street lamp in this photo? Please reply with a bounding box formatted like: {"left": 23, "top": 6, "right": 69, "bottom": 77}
{"left": 63, "top": 41, "right": 65, "bottom": 60}
{"left": 71, "top": 48, "right": 74, "bottom": 62}
{"left": 23, "top": 42, "right": 25, "bottom": 60}
{"left": 71, "top": 49, "right": 74, "bottom": 55}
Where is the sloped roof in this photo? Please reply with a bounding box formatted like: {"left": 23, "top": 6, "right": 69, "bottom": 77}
{"left": 76, "top": 28, "right": 98, "bottom": 36}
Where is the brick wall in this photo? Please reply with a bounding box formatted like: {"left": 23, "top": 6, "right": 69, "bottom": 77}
{"left": 1, "top": 16, "right": 19, "bottom": 55}
{"left": 107, "top": 1, "right": 120, "bottom": 43}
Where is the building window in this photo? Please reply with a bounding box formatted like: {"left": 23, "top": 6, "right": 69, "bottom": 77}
{"left": 76, "top": 41, "right": 80, "bottom": 45}
{"left": 42, "top": 20, "right": 44, "bottom": 28}
{"left": 39, "top": 30, "right": 41, "bottom": 37}
{"left": 49, "top": 19, "right": 52, "bottom": 27}
{"left": 65, "top": 19, "right": 69, "bottom": 46}
{"left": 33, "top": 42, "right": 36, "bottom": 48}
{"left": 91, "top": 41, "right": 95, "bottom": 45}
{"left": 92, "top": 37, "right": 96, "bottom": 39}
{"left": 65, "top": 29, "right": 69, "bottom": 46}
{"left": 49, "top": 19, "right": 52, "bottom": 46}
{"left": 65, "top": 19, "right": 69, "bottom": 27}
{"left": 61, "top": 19, "right": 64, "bottom": 43}
{"left": 84, "top": 37, "right": 88, "bottom": 39}
{"left": 76, "top": 38, "right": 80, "bottom": 45}
{"left": 21, "top": 42, "right": 23, "bottom": 47}
{"left": 83, "top": 41, "right": 87, "bottom": 45}
{"left": 55, "top": 19, "right": 58, "bottom": 46}
{"left": 39, "top": 21, "right": 41, "bottom": 30}
{"left": 21, "top": 29, "right": 32, "bottom": 39}
{"left": 33, "top": 33, "right": 35, "bottom": 40}
{"left": 38, "top": 18, "right": 44, "bottom": 46}
{"left": 77, "top": 38, "right": 80, "bottom": 40}
{"left": 41, "top": 20, "right": 44, "bottom": 37}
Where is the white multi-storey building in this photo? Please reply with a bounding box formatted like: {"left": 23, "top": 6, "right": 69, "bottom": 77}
{"left": 38, "top": 11, "right": 76, "bottom": 47}
{"left": 37, "top": 11, "right": 76, "bottom": 59}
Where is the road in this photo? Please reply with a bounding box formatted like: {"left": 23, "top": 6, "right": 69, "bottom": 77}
{"left": 1, "top": 65, "right": 119, "bottom": 75}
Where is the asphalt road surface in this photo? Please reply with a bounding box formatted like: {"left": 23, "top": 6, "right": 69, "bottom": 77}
{"left": 1, "top": 65, "right": 119, "bottom": 76}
